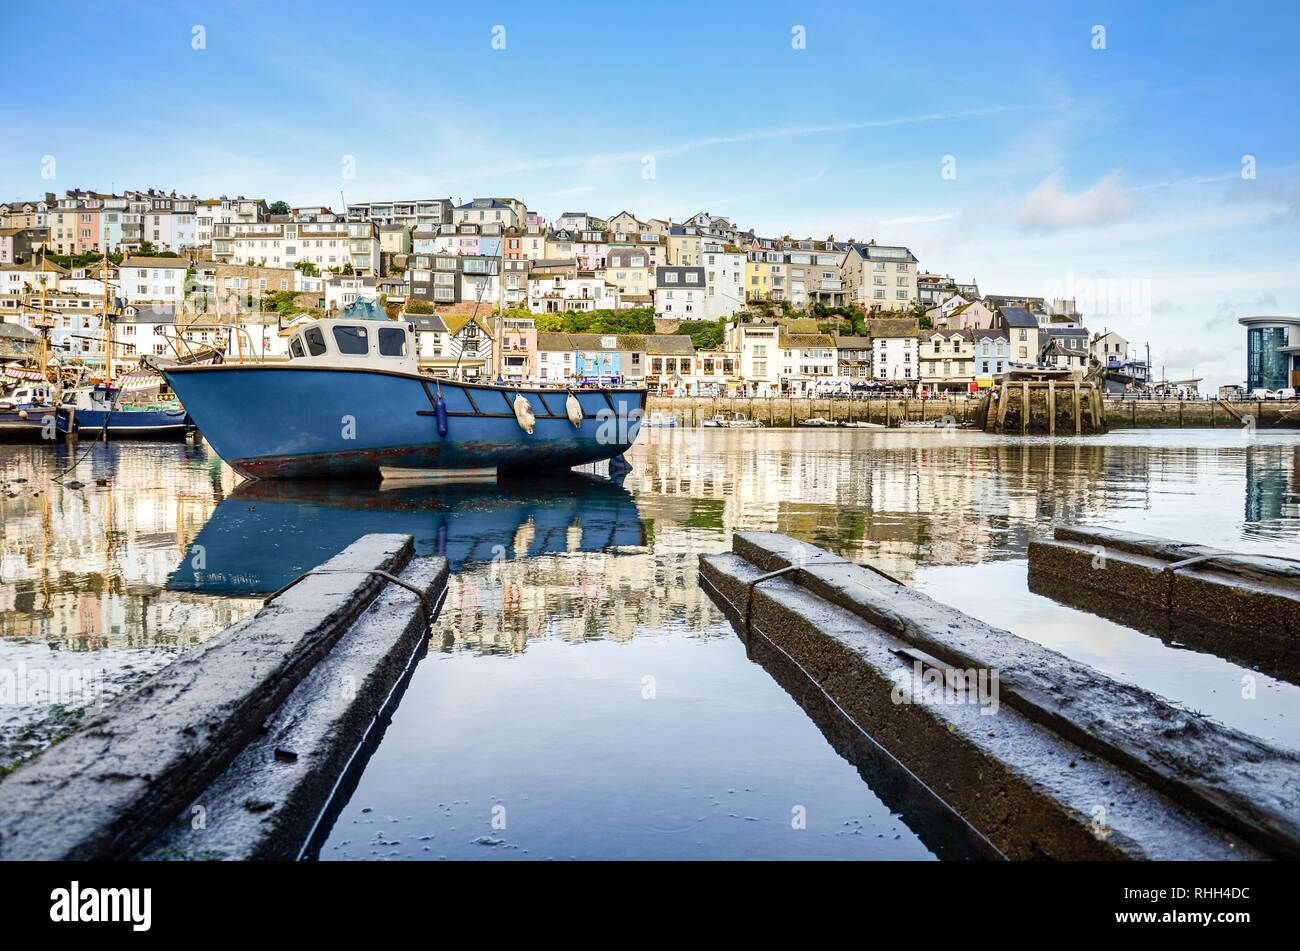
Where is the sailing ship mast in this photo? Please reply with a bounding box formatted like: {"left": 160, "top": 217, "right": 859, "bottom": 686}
{"left": 102, "top": 237, "right": 113, "bottom": 382}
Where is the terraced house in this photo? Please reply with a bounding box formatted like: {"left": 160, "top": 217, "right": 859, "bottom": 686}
{"left": 778, "top": 332, "right": 838, "bottom": 395}
{"left": 842, "top": 242, "right": 919, "bottom": 310}
{"left": 920, "top": 328, "right": 977, "bottom": 392}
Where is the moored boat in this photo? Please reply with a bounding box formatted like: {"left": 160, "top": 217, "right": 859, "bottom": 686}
{"left": 159, "top": 317, "right": 646, "bottom": 480}
{"left": 58, "top": 382, "right": 191, "bottom": 439}
{"left": 0, "top": 383, "right": 69, "bottom": 442}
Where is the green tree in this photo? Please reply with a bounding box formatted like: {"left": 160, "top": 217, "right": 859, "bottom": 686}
{"left": 268, "top": 201, "right": 291, "bottom": 215}
{"left": 294, "top": 261, "right": 320, "bottom": 277}
{"left": 676, "top": 318, "right": 725, "bottom": 349}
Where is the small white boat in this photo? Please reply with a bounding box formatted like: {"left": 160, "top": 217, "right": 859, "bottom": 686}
{"left": 798, "top": 416, "right": 834, "bottom": 427}
{"left": 702, "top": 413, "right": 729, "bottom": 428}
{"left": 644, "top": 412, "right": 679, "bottom": 428}
{"left": 728, "top": 412, "right": 762, "bottom": 429}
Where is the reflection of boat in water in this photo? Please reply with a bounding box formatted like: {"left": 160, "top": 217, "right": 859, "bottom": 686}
{"left": 167, "top": 471, "right": 646, "bottom": 594}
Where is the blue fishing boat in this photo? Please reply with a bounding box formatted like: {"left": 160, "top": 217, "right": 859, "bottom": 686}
{"left": 58, "top": 383, "right": 191, "bottom": 439}
{"left": 159, "top": 317, "right": 646, "bottom": 479}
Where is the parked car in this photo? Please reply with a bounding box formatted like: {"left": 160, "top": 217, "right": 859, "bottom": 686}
{"left": 1277, "top": 387, "right": 1297, "bottom": 400}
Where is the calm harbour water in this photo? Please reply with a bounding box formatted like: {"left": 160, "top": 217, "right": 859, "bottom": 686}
{"left": 1, "top": 427, "right": 1297, "bottom": 858}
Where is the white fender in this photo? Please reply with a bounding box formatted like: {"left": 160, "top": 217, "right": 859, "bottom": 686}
{"left": 513, "top": 393, "right": 536, "bottom": 434}
{"left": 566, "top": 393, "right": 583, "bottom": 428}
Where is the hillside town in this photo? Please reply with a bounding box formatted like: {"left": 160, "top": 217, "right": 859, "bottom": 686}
{"left": 0, "top": 188, "right": 1164, "bottom": 397}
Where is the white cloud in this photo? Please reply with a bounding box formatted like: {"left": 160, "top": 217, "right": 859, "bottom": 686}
{"left": 880, "top": 213, "right": 957, "bottom": 225}
{"left": 1012, "top": 170, "right": 1138, "bottom": 231}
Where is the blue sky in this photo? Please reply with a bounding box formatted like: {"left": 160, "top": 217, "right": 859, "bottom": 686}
{"left": 3, "top": 0, "right": 1297, "bottom": 387}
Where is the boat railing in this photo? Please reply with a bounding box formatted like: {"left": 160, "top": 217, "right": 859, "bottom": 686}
{"left": 155, "top": 324, "right": 268, "bottom": 365}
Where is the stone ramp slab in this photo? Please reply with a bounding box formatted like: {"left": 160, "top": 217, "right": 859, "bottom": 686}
{"left": 0, "top": 533, "right": 416, "bottom": 861}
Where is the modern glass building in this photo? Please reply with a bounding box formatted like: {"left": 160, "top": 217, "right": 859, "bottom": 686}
{"left": 1239, "top": 316, "right": 1300, "bottom": 391}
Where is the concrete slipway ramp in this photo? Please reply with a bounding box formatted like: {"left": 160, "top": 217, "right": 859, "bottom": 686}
{"left": 1028, "top": 525, "right": 1300, "bottom": 686}
{"left": 0, "top": 533, "right": 448, "bottom": 861}
{"left": 700, "top": 532, "right": 1300, "bottom": 861}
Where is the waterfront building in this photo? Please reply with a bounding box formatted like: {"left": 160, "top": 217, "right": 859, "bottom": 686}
{"left": 494, "top": 314, "right": 537, "bottom": 381}
{"left": 842, "top": 242, "right": 919, "bottom": 310}
{"left": 972, "top": 329, "right": 1012, "bottom": 385}
{"left": 997, "top": 305, "right": 1041, "bottom": 364}
{"left": 919, "top": 328, "right": 977, "bottom": 392}
{"left": 1239, "top": 315, "right": 1300, "bottom": 391}
{"left": 536, "top": 332, "right": 574, "bottom": 383}
{"left": 867, "top": 317, "right": 920, "bottom": 383}
{"left": 693, "top": 348, "right": 740, "bottom": 395}
{"left": 835, "top": 335, "right": 872, "bottom": 381}
{"left": 567, "top": 333, "right": 644, "bottom": 385}
{"left": 644, "top": 335, "right": 696, "bottom": 394}
{"left": 778, "top": 332, "right": 838, "bottom": 395}
{"left": 725, "top": 318, "right": 782, "bottom": 395}
{"left": 1039, "top": 326, "right": 1091, "bottom": 374}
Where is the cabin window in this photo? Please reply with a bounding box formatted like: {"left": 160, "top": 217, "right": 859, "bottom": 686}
{"left": 333, "top": 325, "right": 370, "bottom": 355}
{"left": 378, "top": 327, "right": 407, "bottom": 357}
{"left": 289, "top": 338, "right": 306, "bottom": 359}
{"left": 304, "top": 327, "right": 328, "bottom": 356}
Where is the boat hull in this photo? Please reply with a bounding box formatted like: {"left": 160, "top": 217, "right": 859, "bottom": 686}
{"left": 61, "top": 408, "right": 191, "bottom": 439}
{"left": 162, "top": 364, "right": 646, "bottom": 479}
{"left": 0, "top": 407, "right": 68, "bottom": 442}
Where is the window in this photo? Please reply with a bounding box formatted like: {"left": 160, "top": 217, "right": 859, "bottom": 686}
{"left": 378, "top": 327, "right": 407, "bottom": 357}
{"left": 304, "top": 327, "right": 328, "bottom": 356}
{"left": 290, "top": 338, "right": 306, "bottom": 359}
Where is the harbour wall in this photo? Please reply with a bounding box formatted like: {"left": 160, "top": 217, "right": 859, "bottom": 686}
{"left": 645, "top": 395, "right": 1300, "bottom": 429}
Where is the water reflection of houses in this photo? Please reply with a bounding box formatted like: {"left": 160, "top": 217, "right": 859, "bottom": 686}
{"left": 626, "top": 431, "right": 1136, "bottom": 581}
{"left": 0, "top": 444, "right": 257, "bottom": 648}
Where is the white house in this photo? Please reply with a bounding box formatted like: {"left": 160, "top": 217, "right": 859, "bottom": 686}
{"left": 324, "top": 275, "right": 378, "bottom": 312}
{"left": 120, "top": 256, "right": 190, "bottom": 305}
{"left": 867, "top": 317, "right": 921, "bottom": 383}
{"left": 700, "top": 248, "right": 746, "bottom": 319}
{"left": 724, "top": 319, "right": 783, "bottom": 396}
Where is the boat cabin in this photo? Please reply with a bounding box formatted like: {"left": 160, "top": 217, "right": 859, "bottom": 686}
{"left": 286, "top": 318, "right": 419, "bottom": 374}
{"left": 0, "top": 383, "right": 55, "bottom": 408}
